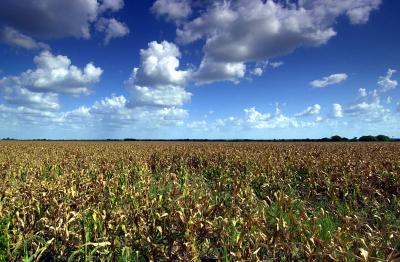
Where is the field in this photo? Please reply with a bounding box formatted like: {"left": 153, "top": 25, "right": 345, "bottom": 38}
{"left": 0, "top": 141, "right": 399, "bottom": 261}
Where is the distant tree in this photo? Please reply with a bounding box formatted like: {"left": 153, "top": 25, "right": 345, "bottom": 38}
{"left": 375, "top": 135, "right": 390, "bottom": 141}
{"left": 359, "top": 135, "right": 377, "bottom": 142}
{"left": 321, "top": 137, "right": 330, "bottom": 142}
{"left": 330, "top": 135, "right": 342, "bottom": 142}
{"left": 351, "top": 137, "right": 358, "bottom": 141}
{"left": 2, "top": 137, "right": 15, "bottom": 141}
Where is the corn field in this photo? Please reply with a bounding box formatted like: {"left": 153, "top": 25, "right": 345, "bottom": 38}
{"left": 0, "top": 141, "right": 399, "bottom": 261}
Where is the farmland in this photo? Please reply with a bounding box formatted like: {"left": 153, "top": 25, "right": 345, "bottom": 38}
{"left": 0, "top": 141, "right": 399, "bottom": 261}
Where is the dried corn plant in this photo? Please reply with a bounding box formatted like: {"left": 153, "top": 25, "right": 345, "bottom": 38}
{"left": 0, "top": 141, "right": 399, "bottom": 261}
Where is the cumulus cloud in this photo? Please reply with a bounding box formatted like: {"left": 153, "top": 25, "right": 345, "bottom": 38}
{"left": 251, "top": 67, "right": 263, "bottom": 76}
{"left": 187, "top": 120, "right": 208, "bottom": 130}
{"left": 88, "top": 95, "right": 139, "bottom": 127}
{"left": 172, "top": 0, "right": 380, "bottom": 82}
{"left": 269, "top": 61, "right": 284, "bottom": 68}
{"left": 358, "top": 88, "right": 367, "bottom": 98}
{"left": 99, "top": 0, "right": 125, "bottom": 12}
{"left": 0, "top": 0, "right": 97, "bottom": 39}
{"left": 244, "top": 107, "right": 271, "bottom": 128}
{"left": 310, "top": 73, "right": 348, "bottom": 88}
{"left": 249, "top": 61, "right": 282, "bottom": 77}
{"left": 343, "top": 1, "right": 381, "bottom": 24}
{"left": 193, "top": 58, "right": 246, "bottom": 84}
{"left": 342, "top": 86, "right": 391, "bottom": 122}
{"left": 241, "top": 106, "right": 308, "bottom": 129}
{"left": 0, "top": 84, "right": 59, "bottom": 111}
{"left": 0, "top": 26, "right": 49, "bottom": 50}
{"left": 125, "top": 41, "right": 192, "bottom": 107}
{"left": 96, "top": 18, "right": 130, "bottom": 44}
{"left": 192, "top": 112, "right": 304, "bottom": 133}
{"left": 0, "top": 0, "right": 128, "bottom": 47}
{"left": 328, "top": 70, "right": 398, "bottom": 123}
{"left": 0, "top": 94, "right": 189, "bottom": 132}
{"left": 128, "top": 85, "right": 191, "bottom": 107}
{"left": 378, "top": 69, "right": 397, "bottom": 93}
{"left": 344, "top": 99, "right": 389, "bottom": 120}
{"left": 0, "top": 51, "right": 102, "bottom": 96}
{"left": 69, "top": 95, "right": 188, "bottom": 128}
{"left": 215, "top": 116, "right": 244, "bottom": 130}
{"left": 0, "top": 104, "right": 60, "bottom": 126}
{"left": 295, "top": 104, "right": 321, "bottom": 117}
{"left": 177, "top": 0, "right": 380, "bottom": 62}
{"left": 151, "top": 0, "right": 192, "bottom": 22}
{"left": 298, "top": 0, "right": 382, "bottom": 25}
{"left": 331, "top": 103, "right": 343, "bottom": 118}
{"left": 0, "top": 41, "right": 192, "bottom": 133}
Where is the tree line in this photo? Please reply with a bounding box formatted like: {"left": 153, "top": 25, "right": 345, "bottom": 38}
{"left": 1, "top": 134, "right": 395, "bottom": 142}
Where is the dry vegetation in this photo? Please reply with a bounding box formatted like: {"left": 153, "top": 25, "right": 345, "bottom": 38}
{"left": 0, "top": 141, "right": 399, "bottom": 261}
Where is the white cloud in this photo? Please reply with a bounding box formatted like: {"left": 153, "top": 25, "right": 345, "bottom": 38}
{"left": 0, "top": 104, "right": 59, "bottom": 126}
{"left": 151, "top": 0, "right": 192, "bottom": 22}
{"left": 358, "top": 88, "right": 367, "bottom": 98}
{"left": 92, "top": 95, "right": 127, "bottom": 111}
{"left": 178, "top": 0, "right": 334, "bottom": 62}
{"left": 342, "top": 85, "right": 391, "bottom": 122}
{"left": 249, "top": 61, "right": 282, "bottom": 77}
{"left": 177, "top": 0, "right": 380, "bottom": 63}
{"left": 173, "top": 0, "right": 380, "bottom": 83}
{"left": 295, "top": 104, "right": 321, "bottom": 117}
{"left": 242, "top": 106, "right": 305, "bottom": 129}
{"left": 125, "top": 41, "right": 192, "bottom": 107}
{"left": 269, "top": 61, "right": 284, "bottom": 68}
{"left": 0, "top": 93, "right": 189, "bottom": 132}
{"left": 300, "top": 0, "right": 382, "bottom": 25}
{"left": 310, "top": 73, "right": 348, "bottom": 88}
{"left": 176, "top": 2, "right": 237, "bottom": 45}
{"left": 340, "top": 70, "right": 397, "bottom": 121}
{"left": 187, "top": 120, "right": 208, "bottom": 130}
{"left": 0, "top": 84, "right": 59, "bottom": 111}
{"left": 0, "top": 26, "right": 49, "bottom": 50}
{"left": 244, "top": 107, "right": 271, "bottom": 128}
{"left": 344, "top": 99, "right": 389, "bottom": 120}
{"left": 0, "top": 0, "right": 128, "bottom": 46}
{"left": 386, "top": 96, "right": 392, "bottom": 104}
{"left": 344, "top": 1, "right": 382, "bottom": 24}
{"left": 99, "top": 0, "right": 125, "bottom": 12}
{"left": 78, "top": 95, "right": 189, "bottom": 128}
{"left": 377, "top": 69, "right": 397, "bottom": 93}
{"left": 193, "top": 58, "right": 246, "bottom": 83}
{"left": 332, "top": 103, "right": 343, "bottom": 118}
{"left": 0, "top": 51, "right": 103, "bottom": 96}
{"left": 133, "top": 41, "right": 189, "bottom": 87}
{"left": 127, "top": 85, "right": 191, "bottom": 107}
{"left": 204, "top": 106, "right": 322, "bottom": 132}
{"left": 251, "top": 67, "right": 263, "bottom": 76}
{"left": 96, "top": 18, "right": 130, "bottom": 44}
{"left": 63, "top": 106, "right": 91, "bottom": 120}
{"left": 215, "top": 116, "right": 244, "bottom": 130}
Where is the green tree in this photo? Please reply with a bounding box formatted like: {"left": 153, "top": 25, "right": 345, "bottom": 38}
{"left": 359, "top": 135, "right": 377, "bottom": 142}
{"left": 375, "top": 135, "right": 390, "bottom": 141}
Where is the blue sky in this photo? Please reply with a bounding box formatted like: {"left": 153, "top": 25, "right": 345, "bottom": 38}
{"left": 0, "top": 0, "right": 399, "bottom": 139}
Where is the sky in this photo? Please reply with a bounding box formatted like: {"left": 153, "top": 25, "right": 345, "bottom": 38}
{"left": 0, "top": 0, "right": 399, "bottom": 139}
